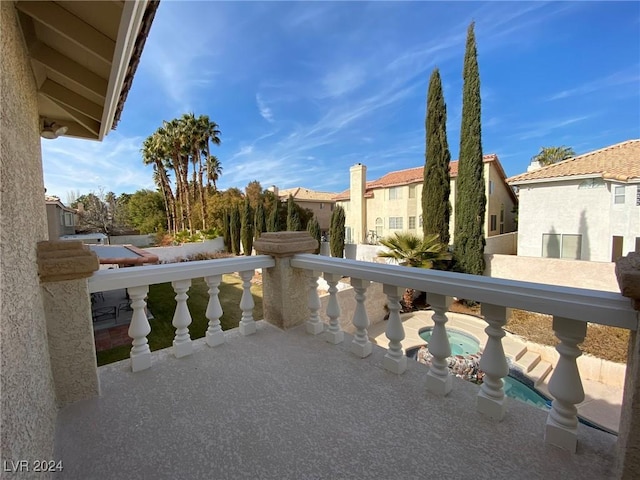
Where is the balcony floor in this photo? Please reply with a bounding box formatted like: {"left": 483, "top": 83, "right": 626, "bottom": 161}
{"left": 55, "top": 321, "right": 617, "bottom": 479}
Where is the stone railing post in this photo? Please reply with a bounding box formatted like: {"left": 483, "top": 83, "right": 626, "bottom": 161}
{"left": 37, "top": 241, "right": 100, "bottom": 405}
{"left": 254, "top": 232, "right": 318, "bottom": 329}
{"left": 615, "top": 252, "right": 640, "bottom": 479}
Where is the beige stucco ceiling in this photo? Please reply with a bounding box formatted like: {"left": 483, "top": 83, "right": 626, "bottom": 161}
{"left": 15, "top": 1, "right": 155, "bottom": 141}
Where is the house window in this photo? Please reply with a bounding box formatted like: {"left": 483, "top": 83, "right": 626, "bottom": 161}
{"left": 489, "top": 180, "right": 495, "bottom": 195}
{"left": 63, "top": 212, "right": 74, "bottom": 226}
{"left": 375, "top": 218, "right": 383, "bottom": 238}
{"left": 542, "top": 233, "right": 582, "bottom": 260}
{"left": 636, "top": 186, "right": 640, "bottom": 206}
{"left": 614, "top": 185, "right": 625, "bottom": 204}
{"left": 578, "top": 178, "right": 605, "bottom": 189}
{"left": 490, "top": 215, "right": 497, "bottom": 232}
{"left": 418, "top": 215, "right": 423, "bottom": 228}
{"left": 389, "top": 217, "right": 403, "bottom": 229}
{"left": 408, "top": 185, "right": 416, "bottom": 199}
{"left": 499, "top": 204, "right": 505, "bottom": 234}
{"left": 345, "top": 227, "right": 352, "bottom": 244}
{"left": 319, "top": 203, "right": 324, "bottom": 209}
{"left": 330, "top": 203, "right": 334, "bottom": 211}
{"left": 389, "top": 187, "right": 402, "bottom": 200}
{"left": 409, "top": 216, "right": 416, "bottom": 229}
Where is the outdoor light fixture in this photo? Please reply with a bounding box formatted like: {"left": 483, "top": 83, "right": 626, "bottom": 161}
{"left": 40, "top": 119, "right": 68, "bottom": 139}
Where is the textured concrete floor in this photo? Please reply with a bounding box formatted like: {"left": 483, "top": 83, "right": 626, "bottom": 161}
{"left": 54, "top": 321, "right": 617, "bottom": 480}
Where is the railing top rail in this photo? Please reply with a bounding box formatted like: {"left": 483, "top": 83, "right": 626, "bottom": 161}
{"left": 291, "top": 254, "right": 638, "bottom": 330}
{"left": 88, "top": 255, "right": 275, "bottom": 293}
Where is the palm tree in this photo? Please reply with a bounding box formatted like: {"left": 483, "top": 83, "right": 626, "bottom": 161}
{"left": 142, "top": 134, "right": 176, "bottom": 234}
{"left": 206, "top": 155, "right": 223, "bottom": 190}
{"left": 531, "top": 146, "right": 576, "bottom": 166}
{"left": 378, "top": 232, "right": 451, "bottom": 268}
{"left": 378, "top": 232, "right": 451, "bottom": 311}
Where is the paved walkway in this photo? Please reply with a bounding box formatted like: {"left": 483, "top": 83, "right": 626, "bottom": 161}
{"left": 368, "top": 310, "right": 624, "bottom": 434}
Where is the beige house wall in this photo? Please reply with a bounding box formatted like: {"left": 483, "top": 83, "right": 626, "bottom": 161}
{"left": 1, "top": 1, "right": 58, "bottom": 464}
{"left": 339, "top": 162, "right": 516, "bottom": 245}
{"left": 296, "top": 199, "right": 334, "bottom": 233}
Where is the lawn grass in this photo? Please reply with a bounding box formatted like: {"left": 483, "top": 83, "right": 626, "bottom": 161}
{"left": 97, "top": 274, "right": 263, "bottom": 366}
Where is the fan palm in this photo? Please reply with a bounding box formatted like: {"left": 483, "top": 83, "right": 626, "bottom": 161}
{"left": 378, "top": 232, "right": 451, "bottom": 268}
{"left": 531, "top": 146, "right": 575, "bottom": 166}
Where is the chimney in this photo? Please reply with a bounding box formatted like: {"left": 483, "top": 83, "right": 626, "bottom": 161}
{"left": 527, "top": 159, "right": 543, "bottom": 172}
{"left": 349, "top": 163, "right": 367, "bottom": 244}
{"left": 267, "top": 185, "right": 279, "bottom": 198}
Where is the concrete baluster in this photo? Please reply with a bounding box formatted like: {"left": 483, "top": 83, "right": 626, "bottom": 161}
{"left": 205, "top": 274, "right": 225, "bottom": 347}
{"left": 324, "top": 272, "right": 344, "bottom": 344}
{"left": 425, "top": 293, "right": 452, "bottom": 395}
{"left": 239, "top": 270, "right": 256, "bottom": 335}
{"left": 350, "top": 278, "right": 372, "bottom": 358}
{"left": 383, "top": 284, "right": 407, "bottom": 374}
{"left": 128, "top": 285, "right": 152, "bottom": 372}
{"left": 477, "top": 303, "right": 509, "bottom": 420}
{"left": 306, "top": 270, "right": 324, "bottom": 335}
{"left": 172, "top": 279, "right": 193, "bottom": 358}
{"left": 545, "top": 316, "right": 586, "bottom": 452}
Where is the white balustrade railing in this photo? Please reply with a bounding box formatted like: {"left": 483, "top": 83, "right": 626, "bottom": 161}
{"left": 88, "top": 256, "right": 274, "bottom": 372}
{"left": 290, "top": 254, "right": 638, "bottom": 453}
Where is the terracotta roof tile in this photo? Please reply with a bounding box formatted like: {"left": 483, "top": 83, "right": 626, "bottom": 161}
{"left": 333, "top": 154, "right": 498, "bottom": 201}
{"left": 278, "top": 187, "right": 337, "bottom": 201}
{"left": 507, "top": 139, "right": 640, "bottom": 184}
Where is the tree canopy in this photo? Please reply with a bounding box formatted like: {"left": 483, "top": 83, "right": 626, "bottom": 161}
{"left": 531, "top": 146, "right": 576, "bottom": 166}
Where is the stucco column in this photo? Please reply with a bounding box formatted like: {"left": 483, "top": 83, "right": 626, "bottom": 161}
{"left": 615, "top": 252, "right": 640, "bottom": 479}
{"left": 254, "top": 232, "right": 318, "bottom": 329}
{"left": 37, "top": 241, "right": 100, "bottom": 405}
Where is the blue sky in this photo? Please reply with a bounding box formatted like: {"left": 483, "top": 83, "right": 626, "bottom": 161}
{"left": 42, "top": 1, "right": 640, "bottom": 201}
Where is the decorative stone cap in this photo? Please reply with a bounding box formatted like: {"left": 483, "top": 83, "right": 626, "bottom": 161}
{"left": 254, "top": 232, "right": 318, "bottom": 257}
{"left": 615, "top": 252, "right": 640, "bottom": 310}
{"left": 37, "top": 240, "right": 100, "bottom": 283}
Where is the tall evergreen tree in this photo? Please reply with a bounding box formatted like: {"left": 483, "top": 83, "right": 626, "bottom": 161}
{"left": 454, "top": 22, "right": 485, "bottom": 275}
{"left": 306, "top": 215, "right": 321, "bottom": 254}
{"left": 267, "top": 200, "right": 280, "bottom": 232}
{"left": 286, "top": 195, "right": 301, "bottom": 231}
{"left": 230, "top": 205, "right": 241, "bottom": 255}
{"left": 422, "top": 68, "right": 451, "bottom": 246}
{"left": 254, "top": 200, "right": 266, "bottom": 241}
{"left": 222, "top": 209, "right": 231, "bottom": 252}
{"left": 240, "top": 198, "right": 254, "bottom": 256}
{"left": 329, "top": 205, "right": 346, "bottom": 258}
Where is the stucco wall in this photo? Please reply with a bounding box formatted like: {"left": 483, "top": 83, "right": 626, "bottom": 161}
{"left": 1, "top": 0, "right": 58, "bottom": 467}
{"left": 484, "top": 232, "right": 517, "bottom": 255}
{"left": 485, "top": 254, "right": 619, "bottom": 292}
{"left": 110, "top": 234, "right": 156, "bottom": 247}
{"left": 517, "top": 180, "right": 639, "bottom": 262}
{"left": 145, "top": 238, "right": 224, "bottom": 263}
{"left": 319, "top": 281, "right": 388, "bottom": 334}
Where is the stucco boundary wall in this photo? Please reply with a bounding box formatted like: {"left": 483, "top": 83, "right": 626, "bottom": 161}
{"left": 110, "top": 234, "right": 156, "bottom": 247}
{"left": 485, "top": 254, "right": 619, "bottom": 292}
{"left": 319, "top": 281, "right": 388, "bottom": 334}
{"left": 145, "top": 238, "right": 225, "bottom": 263}
{"left": 484, "top": 232, "right": 517, "bottom": 255}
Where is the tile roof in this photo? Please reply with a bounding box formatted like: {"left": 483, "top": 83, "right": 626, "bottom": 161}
{"left": 507, "top": 139, "right": 640, "bottom": 185}
{"left": 278, "top": 187, "right": 337, "bottom": 202}
{"left": 334, "top": 154, "right": 499, "bottom": 201}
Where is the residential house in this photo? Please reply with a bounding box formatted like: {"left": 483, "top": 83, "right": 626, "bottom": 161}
{"left": 334, "top": 154, "right": 517, "bottom": 244}
{"left": 274, "top": 186, "right": 337, "bottom": 234}
{"left": 507, "top": 139, "right": 640, "bottom": 262}
{"left": 2, "top": 0, "right": 158, "bottom": 465}
{"left": 2, "top": 1, "right": 639, "bottom": 478}
{"left": 45, "top": 195, "right": 76, "bottom": 240}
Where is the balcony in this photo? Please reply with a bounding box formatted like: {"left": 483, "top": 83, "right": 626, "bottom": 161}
{"left": 46, "top": 233, "right": 638, "bottom": 479}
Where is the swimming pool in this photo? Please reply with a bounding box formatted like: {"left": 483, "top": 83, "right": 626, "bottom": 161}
{"left": 418, "top": 327, "right": 481, "bottom": 356}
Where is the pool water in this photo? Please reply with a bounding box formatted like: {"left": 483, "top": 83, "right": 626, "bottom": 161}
{"left": 503, "top": 376, "right": 550, "bottom": 410}
{"left": 419, "top": 328, "right": 481, "bottom": 356}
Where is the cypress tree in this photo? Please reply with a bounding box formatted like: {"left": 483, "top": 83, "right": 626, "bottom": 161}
{"left": 286, "top": 195, "right": 301, "bottom": 231}
{"left": 222, "top": 209, "right": 231, "bottom": 253}
{"left": 254, "top": 200, "right": 266, "bottom": 241}
{"left": 267, "top": 201, "right": 280, "bottom": 232}
{"left": 241, "top": 198, "right": 254, "bottom": 256}
{"left": 230, "top": 204, "right": 241, "bottom": 255}
{"left": 329, "top": 205, "right": 345, "bottom": 258}
{"left": 306, "top": 215, "right": 321, "bottom": 254}
{"left": 454, "top": 22, "right": 485, "bottom": 275}
{"left": 422, "top": 68, "right": 451, "bottom": 246}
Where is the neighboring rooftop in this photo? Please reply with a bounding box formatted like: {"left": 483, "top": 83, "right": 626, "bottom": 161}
{"left": 507, "top": 139, "right": 640, "bottom": 185}
{"left": 278, "top": 187, "right": 337, "bottom": 202}
{"left": 334, "top": 154, "right": 500, "bottom": 201}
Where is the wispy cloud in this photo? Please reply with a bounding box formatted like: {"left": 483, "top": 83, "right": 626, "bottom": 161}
{"left": 256, "top": 94, "right": 274, "bottom": 123}
{"left": 546, "top": 69, "right": 640, "bottom": 101}
{"left": 513, "top": 115, "right": 593, "bottom": 141}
